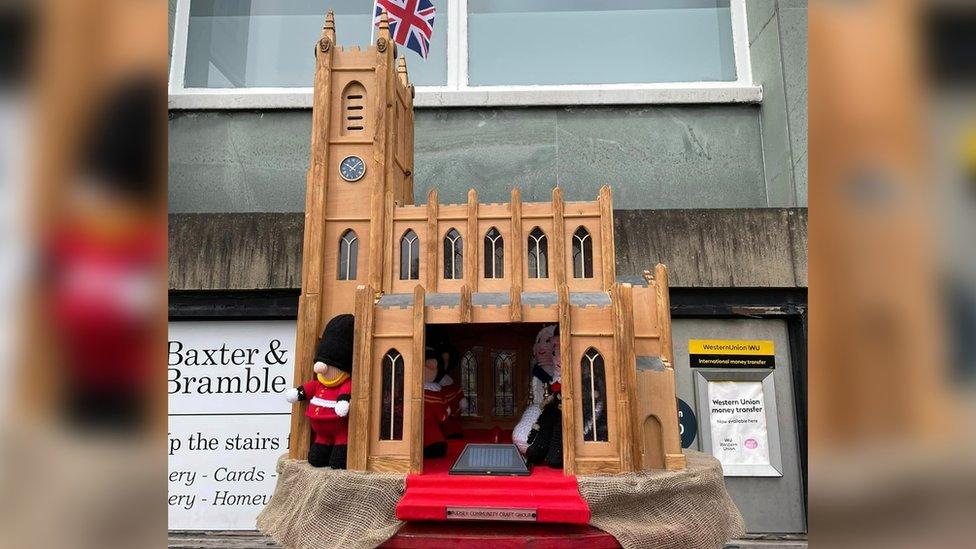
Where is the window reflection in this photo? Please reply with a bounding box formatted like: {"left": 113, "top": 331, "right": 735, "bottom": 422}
{"left": 400, "top": 229, "right": 420, "bottom": 280}
{"left": 493, "top": 351, "right": 515, "bottom": 417}
{"left": 443, "top": 228, "right": 463, "bottom": 279}
{"left": 572, "top": 226, "right": 593, "bottom": 279}
{"left": 380, "top": 349, "right": 404, "bottom": 440}
{"left": 527, "top": 227, "right": 548, "bottom": 279}
{"left": 484, "top": 227, "right": 504, "bottom": 279}
{"left": 581, "top": 348, "right": 608, "bottom": 442}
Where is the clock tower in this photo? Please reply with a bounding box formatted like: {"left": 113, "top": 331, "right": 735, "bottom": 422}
{"left": 289, "top": 11, "right": 414, "bottom": 456}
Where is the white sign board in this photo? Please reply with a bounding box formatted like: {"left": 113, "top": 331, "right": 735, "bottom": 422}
{"left": 168, "top": 320, "right": 296, "bottom": 530}
{"left": 706, "top": 380, "right": 781, "bottom": 477}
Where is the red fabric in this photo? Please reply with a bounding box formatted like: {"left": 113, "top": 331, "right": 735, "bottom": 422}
{"left": 47, "top": 223, "right": 161, "bottom": 391}
{"left": 302, "top": 378, "right": 352, "bottom": 420}
{"left": 302, "top": 377, "right": 352, "bottom": 444}
{"left": 423, "top": 387, "right": 448, "bottom": 447}
{"left": 309, "top": 418, "right": 348, "bottom": 445}
{"left": 396, "top": 436, "right": 591, "bottom": 524}
{"left": 382, "top": 522, "right": 620, "bottom": 549}
{"left": 438, "top": 382, "right": 465, "bottom": 439}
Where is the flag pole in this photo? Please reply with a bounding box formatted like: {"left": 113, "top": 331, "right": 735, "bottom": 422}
{"left": 369, "top": 0, "right": 378, "bottom": 44}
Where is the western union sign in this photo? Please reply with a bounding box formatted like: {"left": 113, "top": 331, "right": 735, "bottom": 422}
{"left": 688, "top": 339, "right": 775, "bottom": 368}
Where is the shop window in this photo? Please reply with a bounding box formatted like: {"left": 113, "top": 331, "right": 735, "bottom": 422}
{"left": 341, "top": 81, "right": 366, "bottom": 135}
{"left": 443, "top": 228, "right": 463, "bottom": 279}
{"left": 484, "top": 227, "right": 504, "bottom": 279}
{"left": 380, "top": 349, "right": 404, "bottom": 441}
{"left": 400, "top": 229, "right": 420, "bottom": 280}
{"left": 493, "top": 351, "right": 515, "bottom": 417}
{"left": 581, "top": 348, "right": 608, "bottom": 442}
{"left": 572, "top": 226, "right": 593, "bottom": 279}
{"left": 467, "top": 1, "right": 736, "bottom": 86}
{"left": 527, "top": 227, "right": 548, "bottom": 279}
{"left": 179, "top": 0, "right": 448, "bottom": 89}
{"left": 459, "top": 350, "right": 478, "bottom": 416}
{"left": 337, "top": 229, "right": 358, "bottom": 280}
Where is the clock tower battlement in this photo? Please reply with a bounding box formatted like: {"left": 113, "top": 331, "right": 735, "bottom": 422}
{"left": 304, "top": 10, "right": 414, "bottom": 319}
{"left": 289, "top": 10, "right": 414, "bottom": 440}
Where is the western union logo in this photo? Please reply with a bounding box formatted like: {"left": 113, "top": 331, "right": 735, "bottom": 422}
{"left": 688, "top": 339, "right": 775, "bottom": 368}
{"left": 689, "top": 339, "right": 774, "bottom": 355}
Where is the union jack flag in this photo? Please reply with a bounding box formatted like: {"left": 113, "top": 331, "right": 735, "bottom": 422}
{"left": 374, "top": 0, "right": 436, "bottom": 59}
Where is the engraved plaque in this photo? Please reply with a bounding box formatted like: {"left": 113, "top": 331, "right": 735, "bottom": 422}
{"left": 445, "top": 507, "right": 537, "bottom": 522}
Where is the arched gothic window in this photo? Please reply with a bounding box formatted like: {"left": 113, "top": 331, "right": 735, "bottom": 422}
{"left": 399, "top": 229, "right": 420, "bottom": 280}
{"left": 572, "top": 226, "right": 594, "bottom": 279}
{"left": 484, "top": 227, "right": 504, "bottom": 279}
{"left": 493, "top": 351, "right": 515, "bottom": 417}
{"left": 341, "top": 81, "right": 366, "bottom": 135}
{"left": 581, "top": 348, "right": 609, "bottom": 442}
{"left": 459, "top": 350, "right": 478, "bottom": 416}
{"left": 380, "top": 349, "right": 404, "bottom": 440}
{"left": 527, "top": 227, "right": 548, "bottom": 279}
{"left": 443, "top": 228, "right": 463, "bottom": 279}
{"left": 337, "top": 229, "right": 358, "bottom": 280}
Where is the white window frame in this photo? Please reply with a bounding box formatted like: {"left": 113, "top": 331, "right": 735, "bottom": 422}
{"left": 169, "top": 0, "right": 760, "bottom": 110}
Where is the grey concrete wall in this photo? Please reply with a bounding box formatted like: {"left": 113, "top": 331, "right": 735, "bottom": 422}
{"left": 169, "top": 105, "right": 768, "bottom": 213}
{"left": 747, "top": 0, "right": 808, "bottom": 207}
{"left": 169, "top": 208, "right": 807, "bottom": 291}
{"left": 167, "top": 2, "right": 807, "bottom": 211}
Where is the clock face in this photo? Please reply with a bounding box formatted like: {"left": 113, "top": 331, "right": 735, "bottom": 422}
{"left": 339, "top": 155, "right": 366, "bottom": 182}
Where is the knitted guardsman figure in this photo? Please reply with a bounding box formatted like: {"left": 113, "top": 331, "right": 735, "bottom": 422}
{"left": 524, "top": 326, "right": 564, "bottom": 468}
{"left": 285, "top": 314, "right": 355, "bottom": 468}
{"left": 422, "top": 346, "right": 466, "bottom": 458}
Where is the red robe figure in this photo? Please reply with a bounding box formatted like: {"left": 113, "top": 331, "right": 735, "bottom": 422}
{"left": 433, "top": 342, "right": 466, "bottom": 439}
{"left": 422, "top": 347, "right": 463, "bottom": 458}
{"left": 285, "top": 314, "right": 355, "bottom": 468}
{"left": 435, "top": 374, "right": 465, "bottom": 440}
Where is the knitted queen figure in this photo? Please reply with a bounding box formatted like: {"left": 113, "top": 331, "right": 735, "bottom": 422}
{"left": 512, "top": 325, "right": 563, "bottom": 468}
{"left": 284, "top": 314, "right": 355, "bottom": 469}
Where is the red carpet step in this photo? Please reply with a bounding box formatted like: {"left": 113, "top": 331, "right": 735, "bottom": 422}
{"left": 395, "top": 438, "right": 591, "bottom": 524}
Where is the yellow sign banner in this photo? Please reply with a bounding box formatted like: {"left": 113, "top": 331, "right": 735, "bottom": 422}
{"left": 688, "top": 339, "right": 775, "bottom": 368}
{"left": 689, "top": 339, "right": 774, "bottom": 355}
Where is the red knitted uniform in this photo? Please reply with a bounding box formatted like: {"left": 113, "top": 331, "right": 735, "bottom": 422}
{"left": 423, "top": 387, "right": 450, "bottom": 447}
{"left": 301, "top": 377, "right": 352, "bottom": 445}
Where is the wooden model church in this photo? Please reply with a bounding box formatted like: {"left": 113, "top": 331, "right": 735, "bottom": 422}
{"left": 287, "top": 13, "right": 685, "bottom": 520}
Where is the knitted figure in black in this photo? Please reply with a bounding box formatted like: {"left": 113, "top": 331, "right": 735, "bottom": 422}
{"left": 524, "top": 327, "right": 564, "bottom": 468}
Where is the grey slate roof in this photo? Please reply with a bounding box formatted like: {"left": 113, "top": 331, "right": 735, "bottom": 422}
{"left": 377, "top": 291, "right": 612, "bottom": 309}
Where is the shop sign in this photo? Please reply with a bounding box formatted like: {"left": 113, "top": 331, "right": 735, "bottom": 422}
{"left": 689, "top": 339, "right": 775, "bottom": 368}
{"left": 707, "top": 380, "right": 773, "bottom": 474}
{"left": 168, "top": 320, "right": 296, "bottom": 530}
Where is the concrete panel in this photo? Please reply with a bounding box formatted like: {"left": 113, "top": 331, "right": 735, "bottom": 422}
{"left": 613, "top": 208, "right": 807, "bottom": 288}
{"left": 748, "top": 0, "right": 797, "bottom": 208}
{"left": 413, "top": 108, "right": 559, "bottom": 205}
{"left": 169, "top": 111, "right": 312, "bottom": 212}
{"left": 169, "top": 105, "right": 768, "bottom": 213}
{"left": 554, "top": 105, "right": 766, "bottom": 208}
{"left": 779, "top": 5, "right": 809, "bottom": 207}
{"left": 168, "top": 213, "right": 304, "bottom": 290}
{"left": 168, "top": 209, "right": 808, "bottom": 291}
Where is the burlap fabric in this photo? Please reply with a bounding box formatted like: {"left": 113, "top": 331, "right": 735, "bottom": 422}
{"left": 257, "top": 456, "right": 405, "bottom": 549}
{"left": 579, "top": 451, "right": 745, "bottom": 549}
{"left": 258, "top": 451, "right": 742, "bottom": 549}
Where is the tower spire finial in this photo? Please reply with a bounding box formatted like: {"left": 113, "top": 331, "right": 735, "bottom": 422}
{"left": 378, "top": 9, "right": 390, "bottom": 37}
{"left": 322, "top": 10, "right": 336, "bottom": 41}
{"left": 397, "top": 55, "right": 409, "bottom": 85}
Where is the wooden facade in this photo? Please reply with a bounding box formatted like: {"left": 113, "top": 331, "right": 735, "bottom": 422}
{"left": 288, "top": 12, "right": 684, "bottom": 475}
